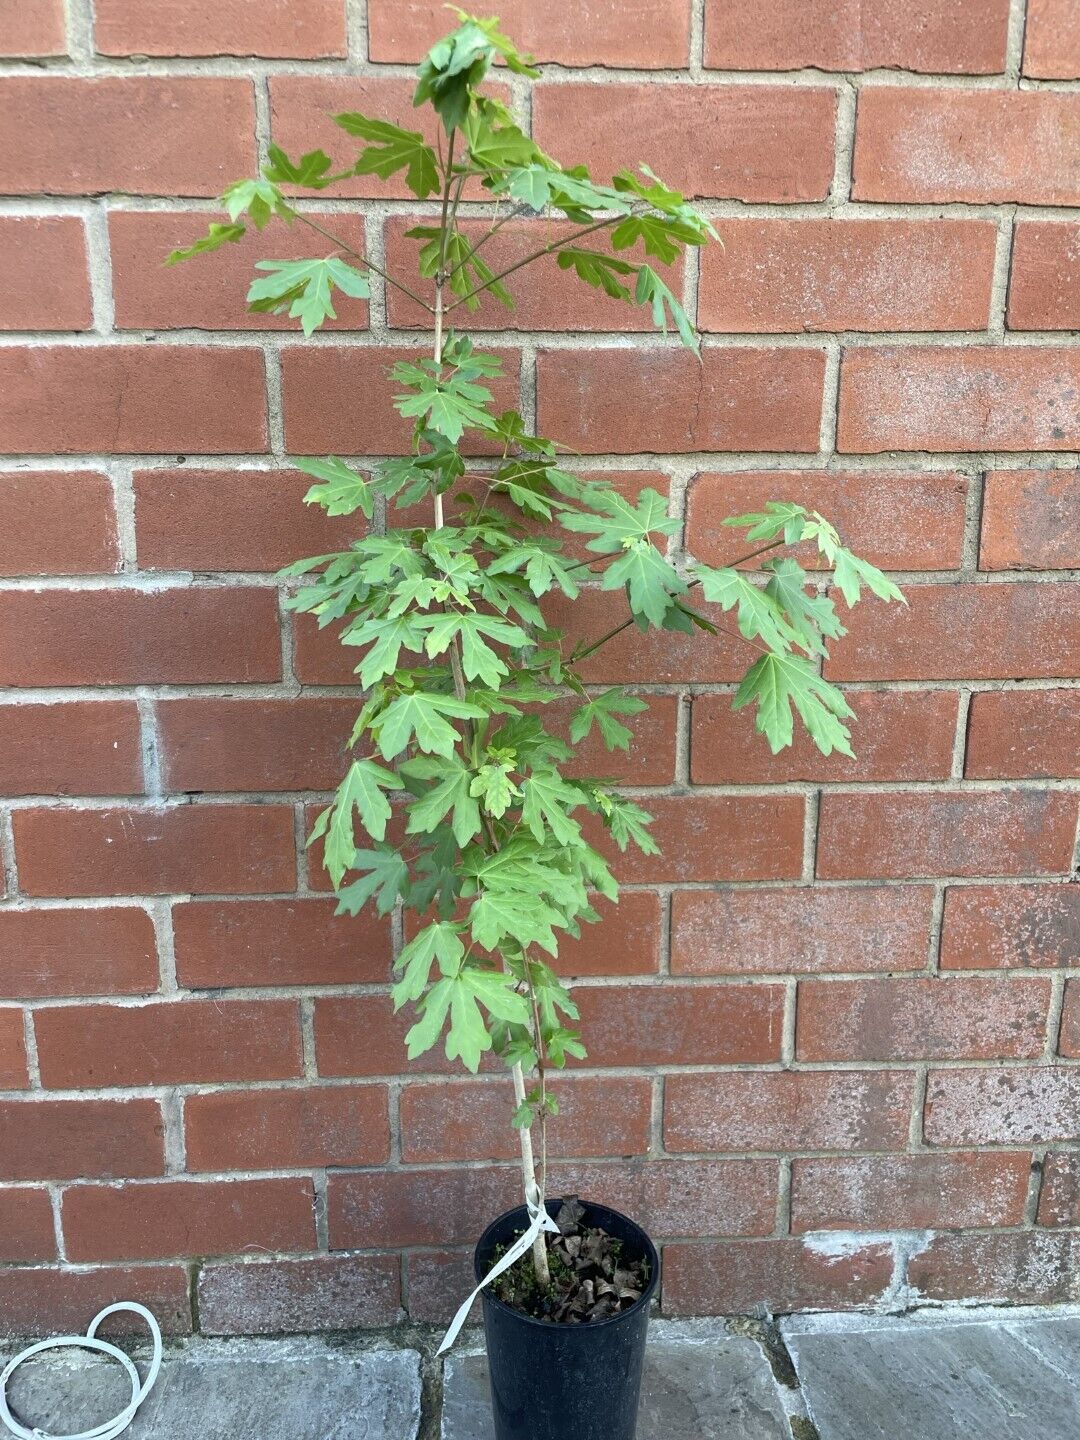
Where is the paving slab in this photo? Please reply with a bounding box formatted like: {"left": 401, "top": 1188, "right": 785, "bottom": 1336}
{"left": 782, "top": 1307, "right": 1080, "bottom": 1440}
{"left": 0, "top": 1336, "right": 422, "bottom": 1440}
{"left": 442, "top": 1320, "right": 796, "bottom": 1439}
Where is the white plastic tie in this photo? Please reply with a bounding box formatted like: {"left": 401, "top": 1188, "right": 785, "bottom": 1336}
{"left": 437, "top": 1193, "right": 560, "bottom": 1356}
{"left": 0, "top": 1303, "right": 162, "bottom": 1440}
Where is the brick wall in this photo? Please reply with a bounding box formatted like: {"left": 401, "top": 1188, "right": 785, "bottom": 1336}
{"left": 0, "top": 0, "right": 1078, "bottom": 1337}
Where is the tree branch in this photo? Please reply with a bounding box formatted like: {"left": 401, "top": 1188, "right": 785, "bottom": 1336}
{"left": 444, "top": 213, "right": 624, "bottom": 312}
{"left": 288, "top": 211, "right": 435, "bottom": 313}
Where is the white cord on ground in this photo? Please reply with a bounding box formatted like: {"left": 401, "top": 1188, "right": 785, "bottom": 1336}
{"left": 0, "top": 1303, "right": 162, "bottom": 1440}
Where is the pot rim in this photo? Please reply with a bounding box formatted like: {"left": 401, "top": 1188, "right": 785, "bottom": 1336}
{"left": 472, "top": 1196, "right": 661, "bottom": 1332}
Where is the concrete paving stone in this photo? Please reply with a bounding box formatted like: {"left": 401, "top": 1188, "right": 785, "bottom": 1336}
{"left": 441, "top": 1320, "right": 796, "bottom": 1439}
{"left": 781, "top": 1307, "right": 1080, "bottom": 1440}
{"left": 0, "top": 1336, "right": 422, "bottom": 1440}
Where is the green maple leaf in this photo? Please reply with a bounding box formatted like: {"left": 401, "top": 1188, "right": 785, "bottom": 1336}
{"left": 635, "top": 263, "right": 699, "bottom": 354}
{"left": 521, "top": 769, "right": 583, "bottom": 846}
{"left": 165, "top": 222, "right": 246, "bottom": 265}
{"left": 404, "top": 755, "right": 482, "bottom": 846}
{"left": 295, "top": 457, "right": 373, "bottom": 518}
{"left": 262, "top": 143, "right": 336, "bottom": 189}
{"left": 561, "top": 486, "right": 677, "bottom": 553}
{"left": 392, "top": 921, "right": 464, "bottom": 1010}
{"left": 722, "top": 500, "right": 808, "bottom": 545}
{"left": 764, "top": 557, "right": 845, "bottom": 657}
{"left": 556, "top": 247, "right": 636, "bottom": 300}
{"left": 733, "top": 651, "right": 855, "bottom": 757}
{"left": 696, "top": 565, "right": 805, "bottom": 654}
{"left": 569, "top": 690, "right": 649, "bottom": 751}
{"left": 334, "top": 112, "right": 440, "bottom": 198}
{"left": 376, "top": 692, "right": 486, "bottom": 760}
{"left": 334, "top": 847, "right": 408, "bottom": 916}
{"left": 603, "top": 539, "right": 688, "bottom": 627}
{"left": 309, "top": 759, "right": 399, "bottom": 887}
{"left": 246, "top": 257, "right": 369, "bottom": 336}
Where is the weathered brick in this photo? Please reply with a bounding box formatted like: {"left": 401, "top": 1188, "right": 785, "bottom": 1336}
{"left": 404, "top": 1251, "right": 476, "bottom": 1325}
{"left": 368, "top": 0, "right": 691, "bottom": 66}
{"left": 548, "top": 1158, "right": 777, "bottom": 1238}
{"left": 853, "top": 89, "right": 1080, "bottom": 205}
{"left": 664, "top": 1070, "right": 912, "bottom": 1153}
{"left": 0, "top": 346, "right": 267, "bottom": 454}
{"left": 198, "top": 1255, "right": 400, "bottom": 1335}
{"left": 0, "top": 218, "right": 90, "bottom": 329}
{"left": 0, "top": 77, "right": 256, "bottom": 196}
{"left": 570, "top": 983, "right": 783, "bottom": 1066}
{"left": 0, "top": 701, "right": 142, "bottom": 797}
{"left": 0, "top": 0, "right": 66, "bottom": 56}
{"left": 400, "top": 1075, "right": 652, "bottom": 1162}
{"left": 926, "top": 1067, "right": 1080, "bottom": 1145}
{"left": 817, "top": 790, "right": 1078, "bottom": 880}
{"left": 908, "top": 1231, "right": 1080, "bottom": 1306}
{"left": 0, "top": 906, "right": 158, "bottom": 998}
{"left": 826, "top": 582, "right": 1080, "bottom": 682}
{"left": 838, "top": 345, "right": 1080, "bottom": 453}
{"left": 791, "top": 1152, "right": 1031, "bottom": 1232}
{"left": 0, "top": 471, "right": 119, "bottom": 576}
{"left": 1037, "top": 1153, "right": 1080, "bottom": 1226}
{"left": 0, "top": 1010, "right": 28, "bottom": 1089}
{"left": 551, "top": 892, "right": 663, "bottom": 977}
{"left": 966, "top": 690, "right": 1079, "bottom": 779}
{"left": 0, "top": 1188, "right": 56, "bottom": 1262}
{"left": 687, "top": 470, "right": 968, "bottom": 573}
{"left": 1062, "top": 979, "right": 1080, "bottom": 1058}
{"left": 699, "top": 219, "right": 995, "bottom": 334}
{"left": 1023, "top": 0, "right": 1080, "bottom": 78}
{"left": 671, "top": 886, "right": 933, "bottom": 976}
{"left": 0, "top": 587, "right": 281, "bottom": 686}
{"left": 537, "top": 347, "right": 825, "bottom": 453}
{"left": 0, "top": 1267, "right": 192, "bottom": 1337}
{"left": 0, "top": 1098, "right": 163, "bottom": 1180}
{"left": 941, "top": 883, "right": 1080, "bottom": 971}
{"left": 172, "top": 898, "right": 391, "bottom": 989}
{"left": 980, "top": 469, "right": 1080, "bottom": 570}
{"left": 596, "top": 794, "right": 806, "bottom": 884}
{"left": 95, "top": 0, "right": 347, "bottom": 58}
{"left": 185, "top": 1086, "right": 390, "bottom": 1170}
{"left": 13, "top": 804, "right": 295, "bottom": 898}
{"left": 704, "top": 0, "right": 1010, "bottom": 72}
{"left": 111, "top": 211, "right": 367, "bottom": 331}
{"left": 691, "top": 689, "right": 958, "bottom": 784}
{"left": 1008, "top": 223, "right": 1080, "bottom": 331}
{"left": 328, "top": 1166, "right": 525, "bottom": 1248}
{"left": 158, "top": 697, "right": 358, "bottom": 792}
{"left": 62, "top": 1177, "right": 316, "bottom": 1262}
{"left": 533, "top": 83, "right": 836, "bottom": 201}
{"left": 662, "top": 1237, "right": 893, "bottom": 1315}
{"left": 35, "top": 999, "right": 302, "bottom": 1088}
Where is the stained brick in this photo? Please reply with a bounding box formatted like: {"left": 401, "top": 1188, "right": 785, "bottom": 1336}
{"left": 547, "top": 891, "right": 662, "bottom": 977}
{"left": 662, "top": 1238, "right": 893, "bottom": 1314}
{"left": 0, "top": 906, "right": 158, "bottom": 998}
{"left": 1062, "top": 979, "right": 1080, "bottom": 1058}
{"left": 0, "top": 1188, "right": 56, "bottom": 1262}
{"left": 979, "top": 469, "right": 1080, "bottom": 571}
{"left": 0, "top": 701, "right": 142, "bottom": 797}
{"left": 570, "top": 983, "right": 783, "bottom": 1066}
{"left": 0, "top": 1098, "right": 163, "bottom": 1180}
{"left": 0, "top": 1267, "right": 191, "bottom": 1337}
{"left": 185, "top": 1086, "right": 390, "bottom": 1170}
{"left": 0, "top": 0, "right": 66, "bottom": 56}
{"left": 328, "top": 1166, "right": 524, "bottom": 1248}
{"left": 1008, "top": 223, "right": 1080, "bottom": 331}
{"left": 94, "top": 0, "right": 347, "bottom": 58}
{"left": 907, "top": 1231, "right": 1080, "bottom": 1305}
{"left": 596, "top": 794, "right": 806, "bottom": 884}
{"left": 1023, "top": 0, "right": 1080, "bottom": 78}
{"left": 0, "top": 218, "right": 90, "bottom": 329}
{"left": 926, "top": 1066, "right": 1080, "bottom": 1145}
{"left": 158, "top": 697, "right": 359, "bottom": 792}
{"left": 546, "top": 1158, "right": 776, "bottom": 1238}
{"left": 1037, "top": 1153, "right": 1080, "bottom": 1226}
{"left": 941, "top": 883, "right": 1080, "bottom": 971}
{"left": 198, "top": 1255, "right": 400, "bottom": 1335}
{"left": 0, "top": 472, "right": 119, "bottom": 576}
{"left": 965, "top": 690, "right": 1079, "bottom": 779}
{"left": 0, "top": 1010, "right": 28, "bottom": 1089}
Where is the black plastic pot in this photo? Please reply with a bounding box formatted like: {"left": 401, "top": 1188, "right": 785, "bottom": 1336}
{"left": 474, "top": 1197, "right": 660, "bottom": 1440}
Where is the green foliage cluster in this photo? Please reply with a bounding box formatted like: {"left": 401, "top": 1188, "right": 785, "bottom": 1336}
{"left": 170, "top": 11, "right": 902, "bottom": 1139}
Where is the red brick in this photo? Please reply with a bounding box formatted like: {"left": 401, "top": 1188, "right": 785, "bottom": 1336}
{"left": 173, "top": 898, "right": 391, "bottom": 989}
{"left": 791, "top": 1151, "right": 1031, "bottom": 1233}
{"left": 705, "top": 0, "right": 1009, "bottom": 72}
{"left": 111, "top": 211, "right": 368, "bottom": 331}
{"left": 980, "top": 469, "right": 1080, "bottom": 571}
{"left": 692, "top": 689, "right": 958, "bottom": 784}
{"left": 0, "top": 218, "right": 89, "bottom": 329}
{"left": 0, "top": 587, "right": 281, "bottom": 687}
{"left": 549, "top": 1158, "right": 776, "bottom": 1238}
{"left": 95, "top": 0, "right": 347, "bottom": 57}
{"left": 0, "top": 1188, "right": 56, "bottom": 1262}
{"left": 385, "top": 216, "right": 681, "bottom": 332}
{"left": 0, "top": 1267, "right": 192, "bottom": 1337}
{"left": 599, "top": 794, "right": 806, "bottom": 884}
{"left": 282, "top": 345, "right": 518, "bottom": 456}
{"left": 0, "top": 345, "right": 267, "bottom": 454}
{"left": 63, "top": 1177, "right": 316, "bottom": 1262}
{"left": 700, "top": 218, "right": 995, "bottom": 334}
{"left": 329, "top": 1166, "right": 524, "bottom": 1248}
{"left": 368, "top": 0, "right": 691, "bottom": 67}
{"left": 0, "top": 77, "right": 256, "bottom": 197}
{"left": 537, "top": 347, "right": 825, "bottom": 454}
{"left": 198, "top": 1255, "right": 400, "bottom": 1335}
{"left": 839, "top": 345, "right": 1080, "bottom": 454}
{"left": 400, "top": 1075, "right": 652, "bottom": 1162}
{"left": 827, "top": 582, "right": 1080, "bottom": 683}
{"left": 405, "top": 1250, "right": 482, "bottom": 1324}
{"left": 158, "top": 697, "right": 359, "bottom": 792}
{"left": 14, "top": 804, "right": 295, "bottom": 899}
{"left": 908, "top": 1231, "right": 1080, "bottom": 1305}
{"left": 0, "top": 701, "right": 141, "bottom": 797}
{"left": 662, "top": 1237, "right": 893, "bottom": 1315}
{"left": 533, "top": 83, "right": 836, "bottom": 202}
{"left": 0, "top": 1010, "right": 27, "bottom": 1088}
{"left": 1063, "top": 979, "right": 1080, "bottom": 1058}
{"left": 185, "top": 1085, "right": 389, "bottom": 1171}
{"left": 315, "top": 995, "right": 471, "bottom": 1078}
{"left": 966, "top": 690, "right": 1079, "bottom": 780}
{"left": 0, "top": 906, "right": 158, "bottom": 999}
{"left": 927, "top": 1066, "right": 1080, "bottom": 1145}
{"left": 1024, "top": 0, "right": 1080, "bottom": 78}
{"left": 0, "top": 471, "right": 119, "bottom": 577}
{"left": 687, "top": 469, "right": 968, "bottom": 573}
{"left": 941, "top": 883, "right": 1080, "bottom": 971}
{"left": 818, "top": 790, "right": 1077, "bottom": 881}
{"left": 671, "top": 886, "right": 933, "bottom": 976}
{"left": 1008, "top": 223, "right": 1080, "bottom": 331}
{"left": 134, "top": 466, "right": 364, "bottom": 573}
{"left": 1037, "top": 1153, "right": 1080, "bottom": 1225}
{"left": 572, "top": 983, "right": 783, "bottom": 1067}
{"left": 0, "top": 1098, "right": 163, "bottom": 1180}
{"left": 0, "top": 0, "right": 66, "bottom": 56}
{"left": 853, "top": 89, "right": 1080, "bottom": 205}
{"left": 551, "top": 891, "right": 662, "bottom": 977}
{"left": 554, "top": 693, "right": 678, "bottom": 786}
{"left": 664, "top": 1070, "right": 912, "bottom": 1153}
{"left": 35, "top": 998, "right": 302, "bottom": 1087}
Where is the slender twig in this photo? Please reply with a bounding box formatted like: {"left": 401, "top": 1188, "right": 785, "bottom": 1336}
{"left": 445, "top": 214, "right": 624, "bottom": 312}
{"left": 288, "top": 211, "right": 434, "bottom": 312}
